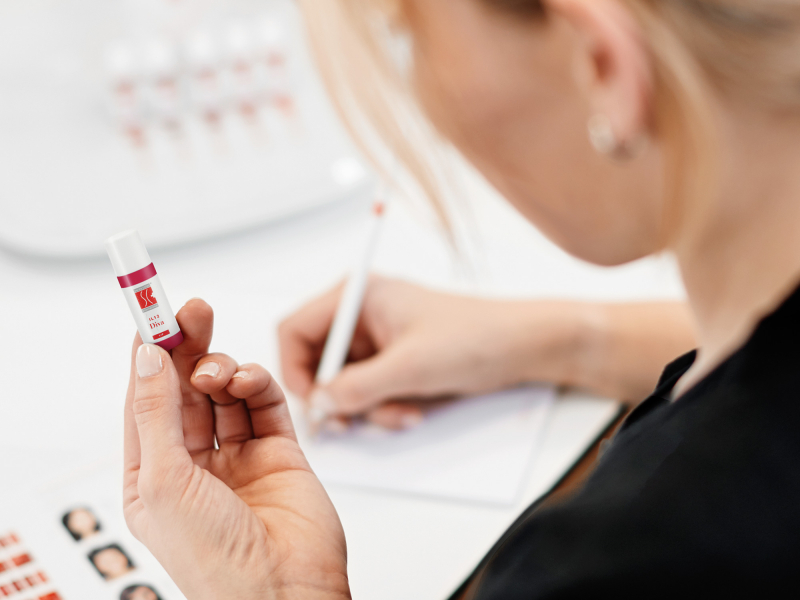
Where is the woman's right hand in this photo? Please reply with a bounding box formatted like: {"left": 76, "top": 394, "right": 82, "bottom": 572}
{"left": 279, "top": 276, "right": 585, "bottom": 430}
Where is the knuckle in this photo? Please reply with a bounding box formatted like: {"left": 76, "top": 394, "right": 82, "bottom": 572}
{"left": 132, "top": 391, "right": 171, "bottom": 425}
{"left": 244, "top": 361, "right": 269, "bottom": 377}
{"left": 238, "top": 362, "right": 268, "bottom": 388}
{"left": 261, "top": 370, "right": 285, "bottom": 402}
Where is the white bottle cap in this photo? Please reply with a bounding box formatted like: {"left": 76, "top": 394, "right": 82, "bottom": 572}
{"left": 105, "top": 229, "right": 152, "bottom": 277}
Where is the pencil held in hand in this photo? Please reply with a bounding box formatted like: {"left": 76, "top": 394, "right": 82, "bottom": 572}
{"left": 309, "top": 201, "right": 385, "bottom": 432}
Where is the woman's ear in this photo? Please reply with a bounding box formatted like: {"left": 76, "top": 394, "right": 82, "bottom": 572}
{"left": 546, "top": 0, "right": 653, "bottom": 150}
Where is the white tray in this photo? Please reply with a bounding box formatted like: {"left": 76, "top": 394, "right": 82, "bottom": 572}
{"left": 0, "top": 0, "right": 374, "bottom": 258}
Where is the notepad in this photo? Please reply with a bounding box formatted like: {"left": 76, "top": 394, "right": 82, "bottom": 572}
{"left": 297, "top": 385, "right": 555, "bottom": 506}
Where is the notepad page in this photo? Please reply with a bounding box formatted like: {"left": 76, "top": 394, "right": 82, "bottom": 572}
{"left": 297, "top": 385, "right": 555, "bottom": 506}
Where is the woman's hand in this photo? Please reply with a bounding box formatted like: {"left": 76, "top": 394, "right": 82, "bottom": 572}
{"left": 123, "top": 299, "right": 349, "bottom": 600}
{"left": 279, "top": 276, "right": 587, "bottom": 430}
{"left": 279, "top": 276, "right": 698, "bottom": 430}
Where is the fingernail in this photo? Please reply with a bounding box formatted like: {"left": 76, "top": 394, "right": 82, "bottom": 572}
{"left": 322, "top": 418, "right": 349, "bottom": 435}
{"left": 308, "top": 389, "right": 336, "bottom": 435}
{"left": 400, "top": 412, "right": 424, "bottom": 429}
{"left": 195, "top": 362, "right": 220, "bottom": 378}
{"left": 136, "top": 344, "right": 163, "bottom": 378}
{"left": 231, "top": 370, "right": 248, "bottom": 380}
{"left": 310, "top": 388, "right": 336, "bottom": 415}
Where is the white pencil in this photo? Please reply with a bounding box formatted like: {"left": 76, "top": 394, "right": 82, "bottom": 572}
{"left": 309, "top": 200, "right": 386, "bottom": 431}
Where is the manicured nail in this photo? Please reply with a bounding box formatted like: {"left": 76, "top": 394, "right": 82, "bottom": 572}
{"left": 136, "top": 344, "right": 163, "bottom": 378}
{"left": 400, "top": 412, "right": 424, "bottom": 429}
{"left": 231, "top": 370, "right": 249, "bottom": 380}
{"left": 195, "top": 362, "right": 220, "bottom": 378}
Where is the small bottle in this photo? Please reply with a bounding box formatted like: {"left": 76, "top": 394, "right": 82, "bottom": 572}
{"left": 105, "top": 230, "right": 184, "bottom": 350}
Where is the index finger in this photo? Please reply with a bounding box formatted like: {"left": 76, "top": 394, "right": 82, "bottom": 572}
{"left": 278, "top": 282, "right": 344, "bottom": 399}
{"left": 171, "top": 299, "right": 216, "bottom": 455}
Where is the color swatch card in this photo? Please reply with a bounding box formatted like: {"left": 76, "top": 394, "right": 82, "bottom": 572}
{"left": 298, "top": 386, "right": 555, "bottom": 506}
{"left": 0, "top": 460, "right": 185, "bottom": 600}
{"left": 0, "top": 531, "right": 59, "bottom": 600}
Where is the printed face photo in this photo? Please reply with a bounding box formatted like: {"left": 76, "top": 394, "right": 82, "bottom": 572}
{"left": 62, "top": 507, "right": 101, "bottom": 541}
{"left": 120, "top": 584, "right": 161, "bottom": 600}
{"left": 88, "top": 544, "right": 135, "bottom": 580}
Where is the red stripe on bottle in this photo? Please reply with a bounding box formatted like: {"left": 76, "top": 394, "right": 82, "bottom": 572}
{"left": 155, "top": 331, "right": 184, "bottom": 350}
{"left": 117, "top": 263, "right": 157, "bottom": 288}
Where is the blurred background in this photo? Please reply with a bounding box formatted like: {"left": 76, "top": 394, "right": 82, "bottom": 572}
{"left": 0, "top": 1, "right": 685, "bottom": 599}
{"left": 0, "top": 0, "right": 372, "bottom": 257}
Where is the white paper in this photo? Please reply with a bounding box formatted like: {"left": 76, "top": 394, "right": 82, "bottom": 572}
{"left": 0, "top": 459, "right": 186, "bottom": 600}
{"left": 298, "top": 386, "right": 555, "bottom": 506}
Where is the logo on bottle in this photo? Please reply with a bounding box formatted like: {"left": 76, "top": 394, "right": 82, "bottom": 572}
{"left": 134, "top": 284, "right": 159, "bottom": 312}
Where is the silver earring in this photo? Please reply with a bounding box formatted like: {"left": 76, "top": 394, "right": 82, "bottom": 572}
{"left": 587, "top": 113, "right": 617, "bottom": 155}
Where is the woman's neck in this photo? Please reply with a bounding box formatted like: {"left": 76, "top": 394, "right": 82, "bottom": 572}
{"left": 673, "top": 107, "right": 800, "bottom": 396}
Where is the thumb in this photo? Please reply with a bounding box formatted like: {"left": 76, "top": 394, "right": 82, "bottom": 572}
{"left": 133, "top": 344, "right": 192, "bottom": 489}
{"left": 317, "top": 345, "right": 419, "bottom": 416}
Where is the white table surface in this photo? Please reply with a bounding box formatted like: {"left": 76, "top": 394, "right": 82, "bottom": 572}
{"left": 0, "top": 171, "right": 685, "bottom": 599}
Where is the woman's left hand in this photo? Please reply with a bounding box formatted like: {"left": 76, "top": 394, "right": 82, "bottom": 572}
{"left": 123, "top": 299, "right": 350, "bottom": 600}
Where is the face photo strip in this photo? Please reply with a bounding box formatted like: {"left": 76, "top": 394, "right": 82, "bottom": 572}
{"left": 61, "top": 507, "right": 101, "bottom": 541}
{"left": 120, "top": 584, "right": 162, "bottom": 600}
{"left": 88, "top": 544, "right": 135, "bottom": 581}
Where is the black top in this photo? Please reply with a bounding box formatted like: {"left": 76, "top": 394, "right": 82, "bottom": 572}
{"left": 466, "top": 285, "right": 800, "bottom": 599}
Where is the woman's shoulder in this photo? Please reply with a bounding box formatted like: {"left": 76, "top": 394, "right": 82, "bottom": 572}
{"left": 473, "top": 396, "right": 800, "bottom": 599}
{"left": 471, "top": 303, "right": 800, "bottom": 599}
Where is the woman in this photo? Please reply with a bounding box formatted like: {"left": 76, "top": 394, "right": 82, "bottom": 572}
{"left": 61, "top": 507, "right": 100, "bottom": 541}
{"left": 120, "top": 584, "right": 162, "bottom": 600}
{"left": 122, "top": 0, "right": 800, "bottom": 597}
{"left": 88, "top": 544, "right": 135, "bottom": 581}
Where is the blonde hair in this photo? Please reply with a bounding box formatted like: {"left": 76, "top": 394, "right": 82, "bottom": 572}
{"left": 298, "top": 0, "right": 800, "bottom": 243}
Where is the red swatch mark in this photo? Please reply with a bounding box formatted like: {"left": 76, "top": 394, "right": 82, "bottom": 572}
{"left": 39, "top": 594, "right": 62, "bottom": 600}
{"left": 11, "top": 553, "right": 31, "bottom": 567}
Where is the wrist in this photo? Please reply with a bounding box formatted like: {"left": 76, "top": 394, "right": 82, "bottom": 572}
{"left": 558, "top": 302, "right": 610, "bottom": 390}
{"left": 270, "top": 561, "right": 351, "bottom": 600}
{"left": 506, "top": 301, "right": 601, "bottom": 388}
